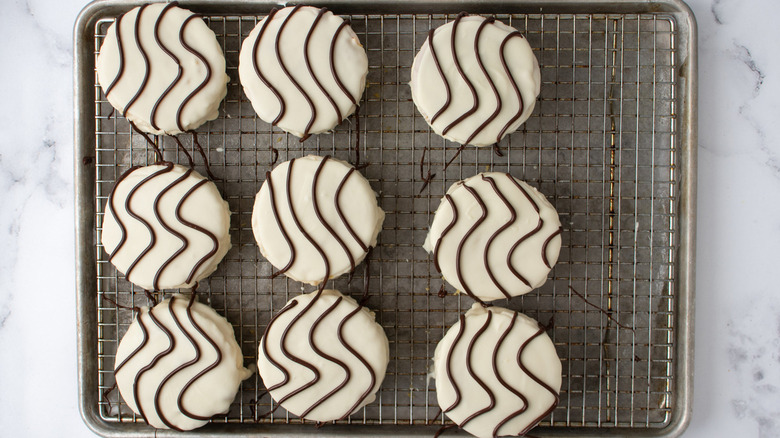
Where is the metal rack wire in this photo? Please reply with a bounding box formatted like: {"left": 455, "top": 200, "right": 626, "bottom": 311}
{"left": 93, "top": 11, "right": 678, "bottom": 431}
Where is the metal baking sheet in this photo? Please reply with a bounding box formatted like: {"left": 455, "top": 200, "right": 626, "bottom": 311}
{"left": 74, "top": 1, "right": 697, "bottom": 436}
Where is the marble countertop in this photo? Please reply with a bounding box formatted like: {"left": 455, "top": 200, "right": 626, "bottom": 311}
{"left": 0, "top": 0, "right": 777, "bottom": 436}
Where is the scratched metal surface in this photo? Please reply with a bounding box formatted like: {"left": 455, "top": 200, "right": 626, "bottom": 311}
{"left": 75, "top": 1, "right": 696, "bottom": 436}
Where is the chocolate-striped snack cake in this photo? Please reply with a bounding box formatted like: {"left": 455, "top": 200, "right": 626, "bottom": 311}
{"left": 410, "top": 14, "right": 540, "bottom": 147}
{"left": 423, "top": 172, "right": 561, "bottom": 303}
{"left": 96, "top": 3, "right": 229, "bottom": 135}
{"left": 101, "top": 163, "right": 231, "bottom": 291}
{"left": 434, "top": 304, "right": 561, "bottom": 438}
{"left": 251, "top": 155, "right": 384, "bottom": 285}
{"left": 114, "top": 294, "right": 252, "bottom": 431}
{"left": 257, "top": 289, "right": 389, "bottom": 421}
{"left": 238, "top": 6, "right": 368, "bottom": 140}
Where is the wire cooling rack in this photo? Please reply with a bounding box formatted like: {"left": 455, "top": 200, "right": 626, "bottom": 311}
{"left": 83, "top": 4, "right": 694, "bottom": 436}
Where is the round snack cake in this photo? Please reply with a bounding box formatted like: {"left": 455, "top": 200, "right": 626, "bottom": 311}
{"left": 114, "top": 294, "right": 252, "bottom": 431}
{"left": 101, "top": 163, "right": 231, "bottom": 291}
{"left": 434, "top": 304, "right": 561, "bottom": 438}
{"left": 410, "top": 14, "right": 540, "bottom": 147}
{"left": 423, "top": 172, "right": 561, "bottom": 302}
{"left": 252, "top": 155, "right": 384, "bottom": 285}
{"left": 257, "top": 289, "right": 389, "bottom": 421}
{"left": 238, "top": 6, "right": 368, "bottom": 139}
{"left": 96, "top": 3, "right": 229, "bottom": 135}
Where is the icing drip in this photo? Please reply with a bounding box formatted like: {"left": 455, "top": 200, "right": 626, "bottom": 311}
{"left": 435, "top": 307, "right": 561, "bottom": 437}
{"left": 241, "top": 6, "right": 367, "bottom": 138}
{"left": 102, "top": 163, "right": 228, "bottom": 290}
{"left": 114, "top": 294, "right": 248, "bottom": 430}
{"left": 411, "top": 14, "right": 538, "bottom": 147}
{"left": 426, "top": 172, "right": 561, "bottom": 301}
{"left": 258, "top": 290, "right": 386, "bottom": 421}
{"left": 98, "top": 3, "right": 228, "bottom": 135}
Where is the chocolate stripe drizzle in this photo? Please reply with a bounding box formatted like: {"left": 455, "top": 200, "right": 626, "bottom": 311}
{"left": 266, "top": 170, "right": 295, "bottom": 279}
{"left": 105, "top": 13, "right": 125, "bottom": 96}
{"left": 496, "top": 32, "right": 527, "bottom": 142}
{"left": 251, "top": 9, "right": 284, "bottom": 124}
{"left": 505, "top": 174, "right": 544, "bottom": 288}
{"left": 261, "top": 300, "right": 299, "bottom": 392}
{"left": 312, "top": 156, "right": 356, "bottom": 273}
{"left": 441, "top": 13, "right": 477, "bottom": 137}
{"left": 455, "top": 183, "right": 487, "bottom": 303}
{"left": 123, "top": 4, "right": 151, "bottom": 118}
{"left": 491, "top": 312, "right": 528, "bottom": 437}
{"left": 480, "top": 175, "right": 514, "bottom": 299}
{"left": 107, "top": 165, "right": 140, "bottom": 263}
{"left": 123, "top": 163, "right": 174, "bottom": 280}
{"left": 516, "top": 323, "right": 560, "bottom": 436}
{"left": 132, "top": 302, "right": 175, "bottom": 423}
{"left": 421, "top": 14, "right": 529, "bottom": 146}
{"left": 443, "top": 314, "right": 466, "bottom": 413}
{"left": 441, "top": 310, "right": 560, "bottom": 437}
{"left": 337, "top": 305, "right": 377, "bottom": 419}
{"left": 150, "top": 2, "right": 182, "bottom": 132}
{"left": 334, "top": 168, "right": 369, "bottom": 253}
{"left": 330, "top": 19, "right": 358, "bottom": 105}
{"left": 177, "top": 15, "right": 213, "bottom": 133}
{"left": 151, "top": 167, "right": 192, "bottom": 290}
{"left": 275, "top": 5, "right": 317, "bottom": 140}
{"left": 542, "top": 227, "right": 563, "bottom": 269}
{"left": 304, "top": 8, "right": 342, "bottom": 128}
{"left": 433, "top": 194, "right": 458, "bottom": 273}
{"left": 113, "top": 295, "right": 231, "bottom": 429}
{"left": 459, "top": 311, "right": 495, "bottom": 428}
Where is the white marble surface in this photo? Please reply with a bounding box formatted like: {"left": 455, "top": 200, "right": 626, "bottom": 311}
{"left": 0, "top": 0, "right": 778, "bottom": 436}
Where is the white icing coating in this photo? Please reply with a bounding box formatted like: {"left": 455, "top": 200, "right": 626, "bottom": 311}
{"left": 101, "top": 164, "right": 231, "bottom": 290}
{"left": 251, "top": 155, "right": 384, "bottom": 285}
{"left": 257, "top": 289, "right": 389, "bottom": 422}
{"left": 238, "top": 6, "right": 368, "bottom": 138}
{"left": 410, "top": 15, "right": 540, "bottom": 147}
{"left": 434, "top": 304, "right": 561, "bottom": 438}
{"left": 423, "top": 172, "right": 561, "bottom": 302}
{"left": 115, "top": 294, "right": 252, "bottom": 431}
{"left": 96, "top": 3, "right": 229, "bottom": 135}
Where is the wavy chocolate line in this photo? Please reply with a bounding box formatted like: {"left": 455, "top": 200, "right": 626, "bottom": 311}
{"left": 251, "top": 9, "right": 284, "bottom": 124}
{"left": 275, "top": 5, "right": 316, "bottom": 139}
{"left": 496, "top": 32, "right": 527, "bottom": 142}
{"left": 123, "top": 4, "right": 151, "bottom": 118}
{"left": 443, "top": 314, "right": 466, "bottom": 413}
{"left": 337, "top": 305, "right": 377, "bottom": 419}
{"left": 153, "top": 296, "right": 191, "bottom": 431}
{"left": 105, "top": 13, "right": 126, "bottom": 96}
{"left": 150, "top": 2, "right": 182, "bottom": 132}
{"left": 490, "top": 312, "right": 528, "bottom": 437}
{"left": 427, "top": 28, "right": 451, "bottom": 125}
{"left": 312, "top": 156, "right": 356, "bottom": 272}
{"left": 516, "top": 324, "right": 560, "bottom": 436}
{"left": 261, "top": 300, "right": 299, "bottom": 392}
{"left": 304, "top": 8, "right": 342, "bottom": 127}
{"left": 123, "top": 163, "right": 174, "bottom": 280}
{"left": 266, "top": 170, "right": 295, "bottom": 279}
{"left": 541, "top": 227, "right": 563, "bottom": 269}
{"left": 334, "top": 168, "right": 369, "bottom": 253}
{"left": 114, "top": 304, "right": 149, "bottom": 374}
{"left": 178, "top": 294, "right": 225, "bottom": 421}
{"left": 505, "top": 174, "right": 543, "bottom": 288}
{"left": 459, "top": 311, "right": 495, "bottom": 428}
{"left": 480, "top": 175, "right": 515, "bottom": 299}
{"left": 441, "top": 13, "right": 477, "bottom": 137}
{"left": 465, "top": 17, "right": 502, "bottom": 145}
{"left": 329, "top": 19, "right": 358, "bottom": 105}
{"left": 299, "top": 296, "right": 350, "bottom": 418}
{"left": 107, "top": 165, "right": 140, "bottom": 263}
{"left": 133, "top": 302, "right": 175, "bottom": 424}
{"left": 151, "top": 168, "right": 192, "bottom": 290}
{"left": 177, "top": 15, "right": 213, "bottom": 133}
{"left": 433, "top": 194, "right": 458, "bottom": 273}
{"left": 455, "top": 183, "right": 487, "bottom": 303}
{"left": 176, "top": 179, "right": 219, "bottom": 285}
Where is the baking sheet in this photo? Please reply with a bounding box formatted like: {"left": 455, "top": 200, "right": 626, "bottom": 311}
{"left": 74, "top": 1, "right": 697, "bottom": 436}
